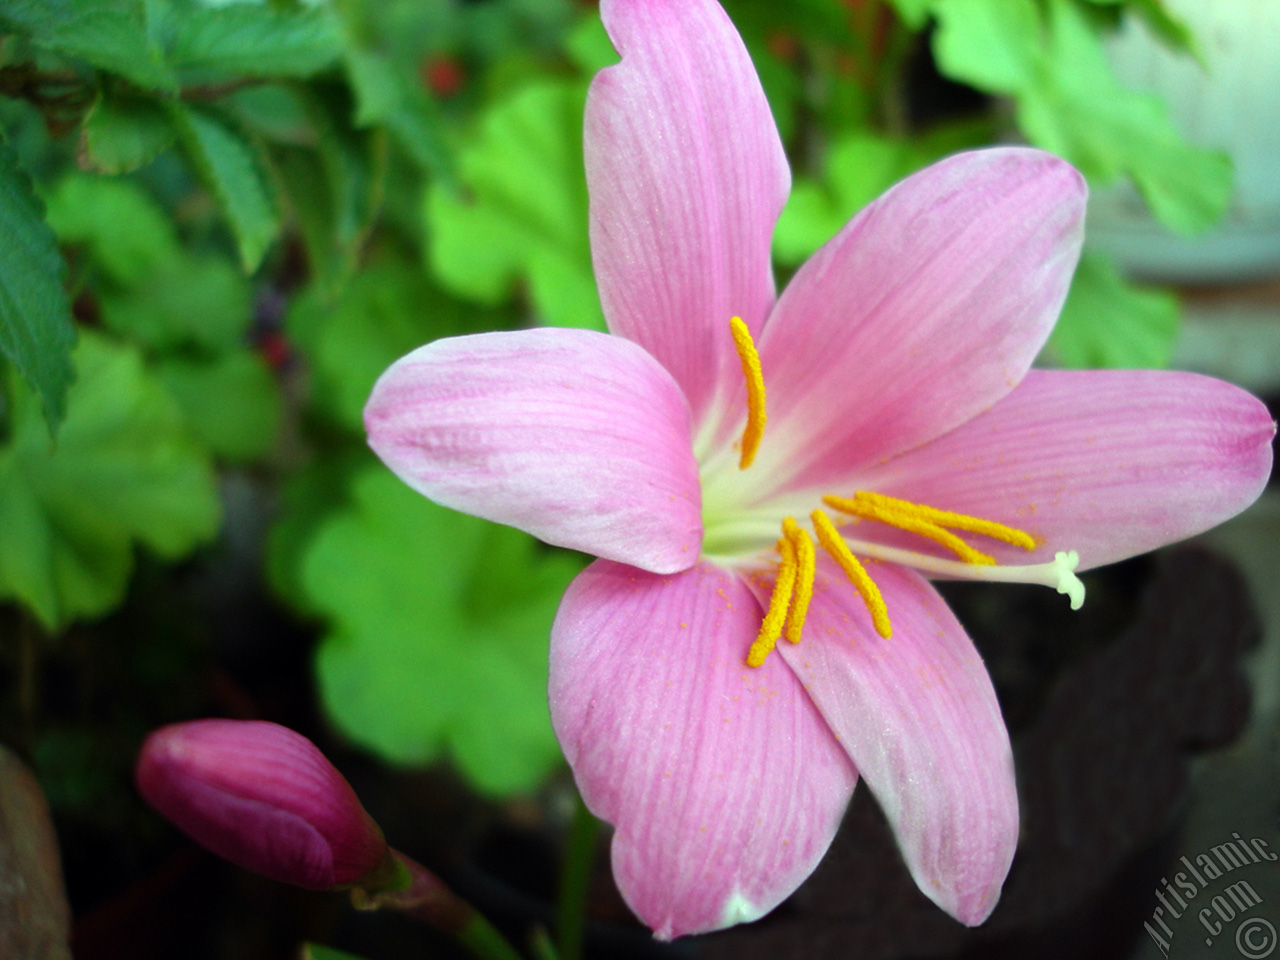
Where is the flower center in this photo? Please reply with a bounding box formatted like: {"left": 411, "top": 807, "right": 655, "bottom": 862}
{"left": 726, "top": 317, "right": 1085, "bottom": 667}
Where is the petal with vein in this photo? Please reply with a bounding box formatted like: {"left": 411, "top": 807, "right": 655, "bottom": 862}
{"left": 587, "top": 0, "right": 790, "bottom": 430}
{"left": 854, "top": 369, "right": 1275, "bottom": 570}
{"left": 765, "top": 560, "right": 1018, "bottom": 925}
{"left": 365, "top": 328, "right": 701, "bottom": 573}
{"left": 550, "top": 559, "right": 857, "bottom": 939}
{"left": 756, "top": 148, "right": 1085, "bottom": 493}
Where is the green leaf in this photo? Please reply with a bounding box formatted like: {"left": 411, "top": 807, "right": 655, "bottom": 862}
{"left": 1080, "top": 0, "right": 1197, "bottom": 53}
{"left": 271, "top": 86, "right": 385, "bottom": 295}
{"left": 79, "top": 87, "right": 176, "bottom": 176}
{"left": 43, "top": 173, "right": 180, "bottom": 286}
{"left": 267, "top": 452, "right": 367, "bottom": 613}
{"left": 98, "top": 252, "right": 251, "bottom": 353}
{"left": 885, "top": 0, "right": 935, "bottom": 30}
{"left": 0, "top": 332, "right": 221, "bottom": 631}
{"left": 563, "top": 10, "right": 618, "bottom": 74}
{"left": 0, "top": 0, "right": 175, "bottom": 90}
{"left": 0, "top": 138, "right": 76, "bottom": 431}
{"left": 168, "top": 5, "right": 342, "bottom": 82}
{"left": 981, "top": 0, "right": 1231, "bottom": 236}
{"left": 304, "top": 468, "right": 580, "bottom": 795}
{"left": 774, "top": 123, "right": 991, "bottom": 266}
{"left": 285, "top": 255, "right": 501, "bottom": 432}
{"left": 929, "top": 0, "right": 1040, "bottom": 95}
{"left": 172, "top": 103, "right": 281, "bottom": 272}
{"left": 1046, "top": 251, "right": 1180, "bottom": 369}
{"left": 156, "top": 351, "right": 282, "bottom": 463}
{"left": 424, "top": 80, "right": 603, "bottom": 330}
{"left": 919, "top": 0, "right": 1229, "bottom": 236}
{"left": 775, "top": 133, "right": 919, "bottom": 266}
{"left": 344, "top": 49, "right": 454, "bottom": 186}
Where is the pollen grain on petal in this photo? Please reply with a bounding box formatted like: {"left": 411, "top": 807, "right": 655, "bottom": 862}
{"left": 729, "top": 316, "right": 767, "bottom": 470}
{"left": 811, "top": 510, "right": 892, "bottom": 639}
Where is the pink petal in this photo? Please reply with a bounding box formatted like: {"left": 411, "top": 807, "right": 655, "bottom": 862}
{"left": 764, "top": 560, "right": 1018, "bottom": 925}
{"left": 549, "top": 559, "right": 857, "bottom": 939}
{"left": 586, "top": 0, "right": 790, "bottom": 430}
{"left": 753, "top": 148, "right": 1085, "bottom": 494}
{"left": 854, "top": 369, "right": 1275, "bottom": 570}
{"left": 365, "top": 328, "right": 701, "bottom": 574}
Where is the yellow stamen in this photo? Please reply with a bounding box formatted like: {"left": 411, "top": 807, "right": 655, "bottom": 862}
{"left": 823, "top": 494, "right": 996, "bottom": 566}
{"left": 729, "top": 316, "right": 766, "bottom": 470}
{"left": 782, "top": 518, "right": 815, "bottom": 645}
{"left": 848, "top": 491, "right": 1037, "bottom": 551}
{"left": 746, "top": 534, "right": 797, "bottom": 667}
{"left": 811, "top": 510, "right": 892, "bottom": 639}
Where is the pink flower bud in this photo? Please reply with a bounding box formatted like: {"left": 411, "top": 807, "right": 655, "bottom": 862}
{"left": 136, "top": 719, "right": 388, "bottom": 890}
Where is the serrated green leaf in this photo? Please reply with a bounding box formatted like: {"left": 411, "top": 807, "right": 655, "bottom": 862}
{"left": 0, "top": 138, "right": 75, "bottom": 430}
{"left": 0, "top": 332, "right": 221, "bottom": 630}
{"left": 0, "top": 0, "right": 175, "bottom": 90}
{"left": 168, "top": 5, "right": 342, "bottom": 82}
{"left": 271, "top": 87, "right": 385, "bottom": 294}
{"left": 344, "top": 49, "right": 454, "bottom": 186}
{"left": 921, "top": 0, "right": 1229, "bottom": 236}
{"left": 1046, "top": 250, "right": 1180, "bottom": 369}
{"left": 172, "top": 103, "right": 281, "bottom": 272}
{"left": 79, "top": 88, "right": 175, "bottom": 176}
{"left": 43, "top": 173, "right": 180, "bottom": 285}
{"left": 156, "top": 350, "right": 281, "bottom": 463}
{"left": 98, "top": 252, "right": 251, "bottom": 353}
{"left": 425, "top": 80, "right": 603, "bottom": 330}
{"left": 304, "top": 468, "right": 579, "bottom": 795}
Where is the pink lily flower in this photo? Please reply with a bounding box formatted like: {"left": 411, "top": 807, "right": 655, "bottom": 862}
{"left": 364, "top": 0, "right": 1274, "bottom": 940}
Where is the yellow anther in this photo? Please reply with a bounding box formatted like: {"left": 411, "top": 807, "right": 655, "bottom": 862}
{"left": 850, "top": 491, "right": 1037, "bottom": 551}
{"left": 782, "top": 518, "right": 815, "bottom": 645}
{"left": 823, "top": 494, "right": 996, "bottom": 566}
{"left": 729, "top": 316, "right": 766, "bottom": 470}
{"left": 746, "top": 534, "right": 797, "bottom": 667}
{"left": 811, "top": 510, "right": 892, "bottom": 639}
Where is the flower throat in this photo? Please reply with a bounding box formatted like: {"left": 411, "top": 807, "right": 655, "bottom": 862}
{"left": 727, "top": 316, "right": 1084, "bottom": 668}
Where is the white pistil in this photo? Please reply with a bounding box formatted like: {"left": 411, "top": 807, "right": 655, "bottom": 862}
{"left": 839, "top": 538, "right": 1087, "bottom": 609}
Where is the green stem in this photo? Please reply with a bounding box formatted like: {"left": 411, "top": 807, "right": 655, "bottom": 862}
{"left": 454, "top": 914, "right": 526, "bottom": 960}
{"left": 528, "top": 926, "right": 562, "bottom": 960}
{"left": 874, "top": 4, "right": 919, "bottom": 137}
{"left": 353, "top": 851, "right": 525, "bottom": 960}
{"left": 555, "top": 791, "right": 599, "bottom": 960}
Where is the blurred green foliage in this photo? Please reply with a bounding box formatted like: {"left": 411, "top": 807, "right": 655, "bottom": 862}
{"left": 304, "top": 468, "right": 581, "bottom": 795}
{"left": 0, "top": 0, "right": 1220, "bottom": 798}
{"left": 0, "top": 332, "right": 220, "bottom": 630}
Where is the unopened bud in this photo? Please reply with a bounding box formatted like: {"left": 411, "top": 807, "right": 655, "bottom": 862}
{"left": 136, "top": 719, "right": 389, "bottom": 890}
